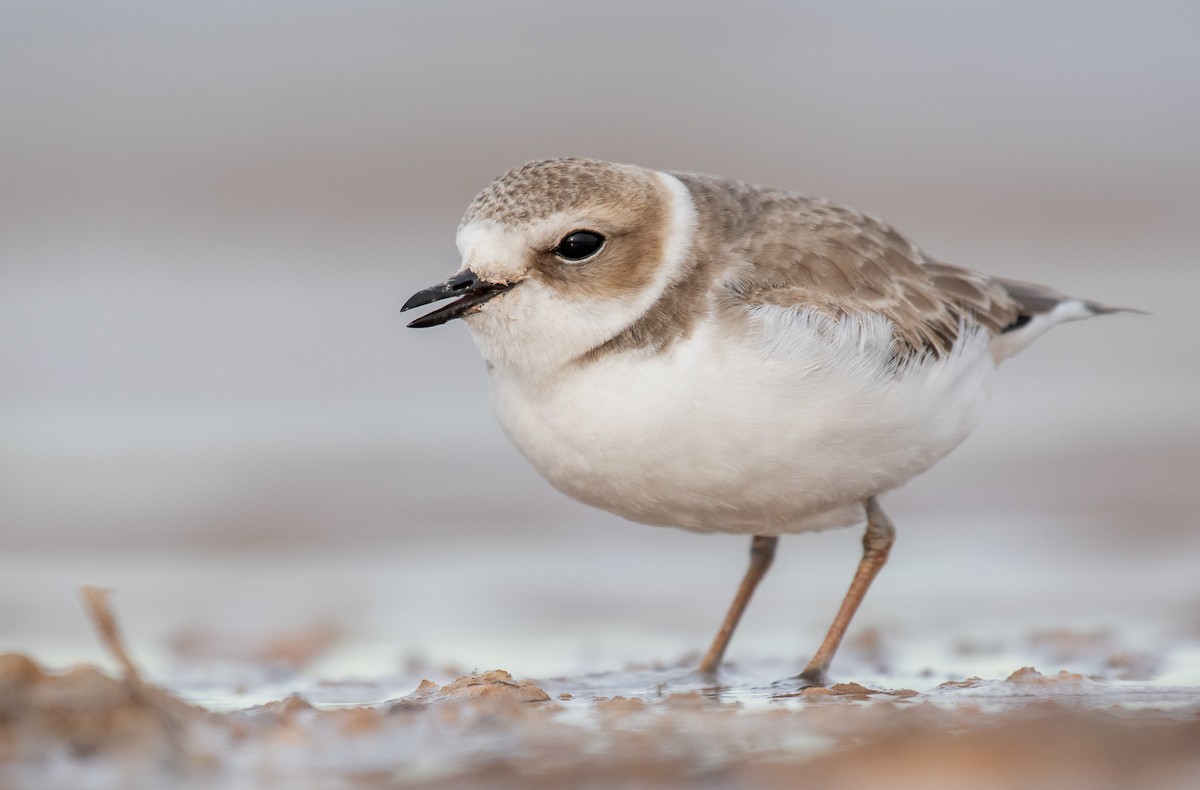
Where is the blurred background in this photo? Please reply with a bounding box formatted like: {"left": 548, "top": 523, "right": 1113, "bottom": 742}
{"left": 1, "top": 2, "right": 1197, "bottom": 685}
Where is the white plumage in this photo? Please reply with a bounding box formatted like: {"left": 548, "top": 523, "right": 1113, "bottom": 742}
{"left": 489, "top": 308, "right": 996, "bottom": 535}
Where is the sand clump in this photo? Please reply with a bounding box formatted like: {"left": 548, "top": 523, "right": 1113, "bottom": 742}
{"left": 394, "top": 670, "right": 551, "bottom": 707}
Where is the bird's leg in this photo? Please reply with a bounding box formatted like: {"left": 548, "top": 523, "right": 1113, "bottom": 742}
{"left": 698, "top": 535, "right": 779, "bottom": 676}
{"left": 797, "top": 496, "right": 895, "bottom": 686}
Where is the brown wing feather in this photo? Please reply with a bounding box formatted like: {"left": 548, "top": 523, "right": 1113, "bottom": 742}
{"left": 677, "top": 173, "right": 1020, "bottom": 360}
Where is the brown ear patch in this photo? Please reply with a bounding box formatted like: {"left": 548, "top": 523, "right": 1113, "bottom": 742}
{"left": 533, "top": 213, "right": 666, "bottom": 301}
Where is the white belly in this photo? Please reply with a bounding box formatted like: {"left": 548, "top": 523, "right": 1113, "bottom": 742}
{"left": 486, "top": 308, "right": 997, "bottom": 535}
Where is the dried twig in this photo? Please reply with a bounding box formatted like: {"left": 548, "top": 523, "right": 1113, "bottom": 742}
{"left": 80, "top": 586, "right": 146, "bottom": 691}
{"left": 78, "top": 585, "right": 193, "bottom": 756}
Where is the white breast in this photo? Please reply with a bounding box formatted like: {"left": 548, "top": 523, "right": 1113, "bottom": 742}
{"left": 487, "top": 306, "right": 998, "bottom": 535}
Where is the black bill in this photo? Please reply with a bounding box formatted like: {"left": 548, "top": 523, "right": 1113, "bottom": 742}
{"left": 401, "top": 269, "right": 516, "bottom": 328}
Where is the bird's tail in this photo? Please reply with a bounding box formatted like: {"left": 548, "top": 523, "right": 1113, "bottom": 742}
{"left": 989, "top": 277, "right": 1146, "bottom": 362}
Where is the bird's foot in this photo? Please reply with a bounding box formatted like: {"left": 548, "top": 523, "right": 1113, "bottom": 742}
{"left": 793, "top": 666, "right": 829, "bottom": 689}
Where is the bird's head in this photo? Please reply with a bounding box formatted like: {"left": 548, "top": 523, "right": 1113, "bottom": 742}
{"left": 402, "top": 158, "right": 697, "bottom": 375}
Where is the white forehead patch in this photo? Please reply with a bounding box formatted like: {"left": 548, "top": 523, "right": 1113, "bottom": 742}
{"left": 455, "top": 219, "right": 529, "bottom": 283}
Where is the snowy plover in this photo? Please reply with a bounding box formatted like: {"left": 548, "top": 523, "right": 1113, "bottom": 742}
{"left": 402, "top": 158, "right": 1131, "bottom": 683}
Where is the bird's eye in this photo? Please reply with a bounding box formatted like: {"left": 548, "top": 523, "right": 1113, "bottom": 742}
{"left": 553, "top": 231, "right": 605, "bottom": 262}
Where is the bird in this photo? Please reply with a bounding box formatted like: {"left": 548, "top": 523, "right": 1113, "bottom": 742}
{"left": 401, "top": 157, "right": 1133, "bottom": 684}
